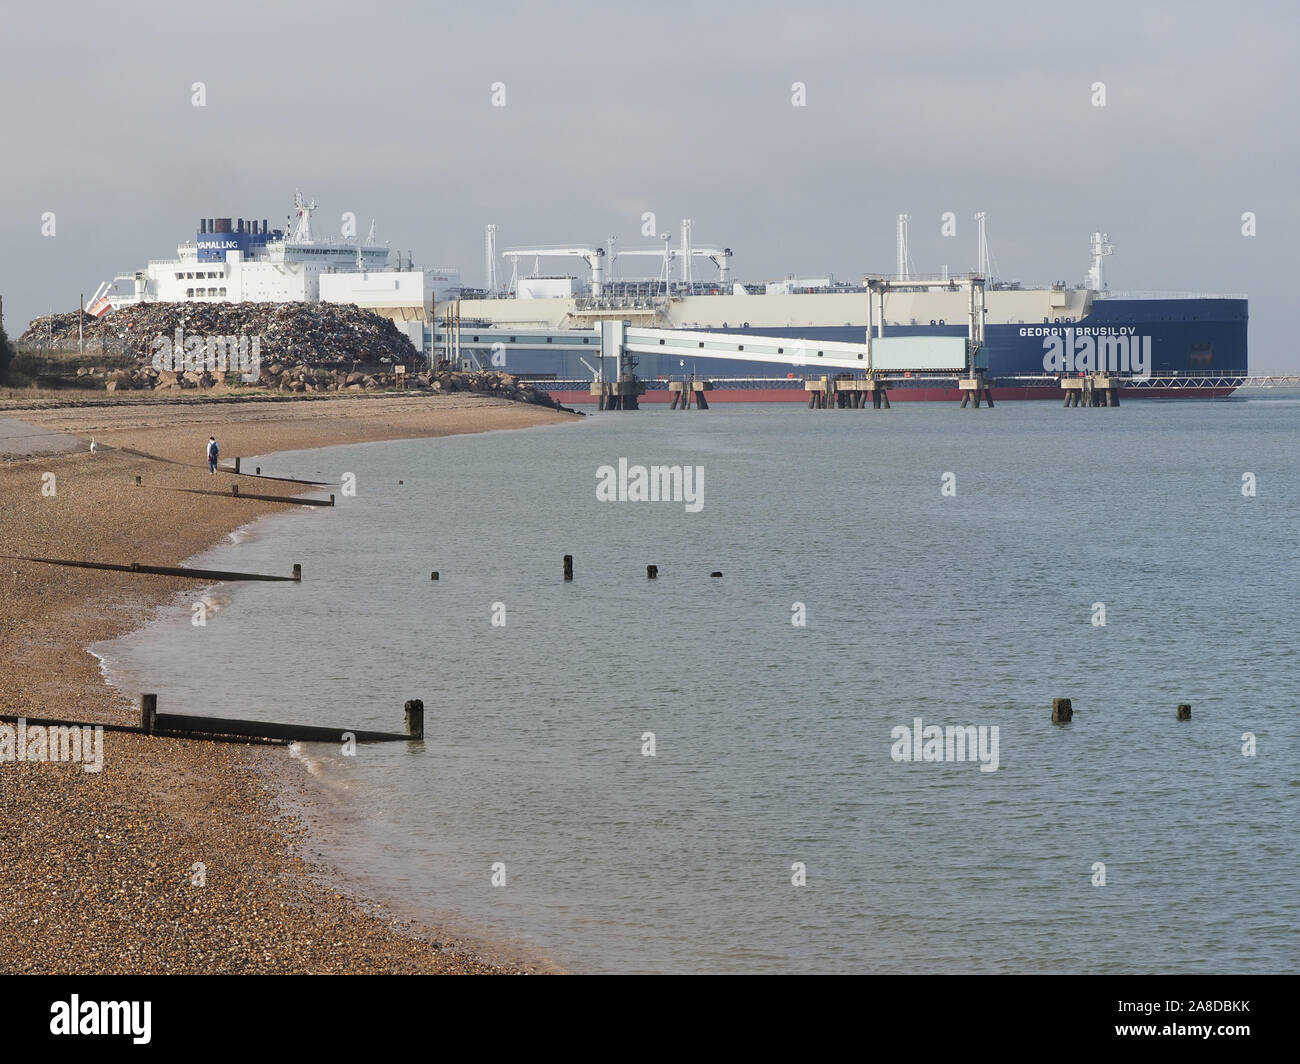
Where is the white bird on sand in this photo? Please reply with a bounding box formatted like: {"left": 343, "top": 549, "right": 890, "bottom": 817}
{"left": 89, "top": 439, "right": 97, "bottom": 455}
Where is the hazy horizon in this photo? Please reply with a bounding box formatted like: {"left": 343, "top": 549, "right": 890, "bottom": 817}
{"left": 3, "top": 0, "right": 1296, "bottom": 372}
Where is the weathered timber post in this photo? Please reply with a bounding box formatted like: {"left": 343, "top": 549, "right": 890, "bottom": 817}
{"left": 141, "top": 693, "right": 157, "bottom": 734}
{"left": 404, "top": 699, "right": 425, "bottom": 739}
{"left": 563, "top": 554, "right": 573, "bottom": 581}
{"left": 647, "top": 565, "right": 658, "bottom": 579}
{"left": 1176, "top": 703, "right": 1191, "bottom": 720}
{"left": 292, "top": 564, "right": 302, "bottom": 581}
{"left": 1052, "top": 697, "right": 1073, "bottom": 723}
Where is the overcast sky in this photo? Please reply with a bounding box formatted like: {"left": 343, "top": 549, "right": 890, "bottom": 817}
{"left": 3, "top": 0, "right": 1296, "bottom": 371}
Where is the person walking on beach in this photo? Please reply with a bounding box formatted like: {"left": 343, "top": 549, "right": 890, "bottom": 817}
{"left": 207, "top": 436, "right": 219, "bottom": 474}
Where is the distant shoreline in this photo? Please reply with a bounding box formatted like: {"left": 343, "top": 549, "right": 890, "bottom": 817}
{"left": 0, "top": 392, "right": 578, "bottom": 974}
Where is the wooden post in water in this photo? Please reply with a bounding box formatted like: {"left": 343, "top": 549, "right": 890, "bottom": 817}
{"left": 647, "top": 565, "right": 658, "bottom": 579}
{"left": 404, "top": 699, "right": 424, "bottom": 739}
{"left": 292, "top": 564, "right": 302, "bottom": 582}
{"left": 1176, "top": 703, "right": 1191, "bottom": 720}
{"left": 141, "top": 693, "right": 157, "bottom": 734}
{"left": 1052, "top": 697, "right": 1073, "bottom": 723}
{"left": 430, "top": 571, "right": 439, "bottom": 581}
{"left": 563, "top": 554, "right": 574, "bottom": 581}
{"left": 234, "top": 457, "right": 241, "bottom": 474}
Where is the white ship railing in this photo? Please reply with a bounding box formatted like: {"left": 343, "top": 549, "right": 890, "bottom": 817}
{"left": 1093, "top": 291, "right": 1248, "bottom": 300}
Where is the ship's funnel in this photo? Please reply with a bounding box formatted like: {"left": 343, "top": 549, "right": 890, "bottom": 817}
{"left": 200, "top": 219, "right": 207, "bottom": 234}
{"left": 214, "top": 218, "right": 231, "bottom": 233}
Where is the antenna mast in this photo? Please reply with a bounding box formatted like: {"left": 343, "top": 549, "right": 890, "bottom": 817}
{"left": 896, "top": 214, "right": 911, "bottom": 281}
{"left": 1086, "top": 232, "right": 1113, "bottom": 291}
{"left": 289, "top": 190, "right": 317, "bottom": 243}
{"left": 975, "top": 212, "right": 990, "bottom": 278}
{"left": 485, "top": 224, "right": 499, "bottom": 296}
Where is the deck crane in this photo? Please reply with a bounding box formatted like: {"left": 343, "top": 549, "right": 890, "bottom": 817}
{"left": 616, "top": 241, "right": 733, "bottom": 291}
{"left": 502, "top": 246, "right": 607, "bottom": 296}
{"left": 615, "top": 234, "right": 676, "bottom": 291}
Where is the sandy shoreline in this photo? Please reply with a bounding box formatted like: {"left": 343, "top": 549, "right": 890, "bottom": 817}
{"left": 0, "top": 392, "right": 579, "bottom": 973}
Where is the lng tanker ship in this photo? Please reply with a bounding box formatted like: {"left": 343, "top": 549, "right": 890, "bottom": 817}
{"left": 452, "top": 223, "right": 1248, "bottom": 402}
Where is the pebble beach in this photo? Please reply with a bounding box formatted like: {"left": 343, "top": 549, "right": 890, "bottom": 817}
{"left": 0, "top": 391, "right": 578, "bottom": 974}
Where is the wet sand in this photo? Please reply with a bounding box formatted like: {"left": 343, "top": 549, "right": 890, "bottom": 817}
{"left": 0, "top": 392, "right": 579, "bottom": 973}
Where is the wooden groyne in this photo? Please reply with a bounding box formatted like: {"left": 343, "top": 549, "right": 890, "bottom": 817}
{"left": 1, "top": 554, "right": 302, "bottom": 582}
{"left": 139, "top": 482, "right": 335, "bottom": 507}
{"left": 224, "top": 456, "right": 329, "bottom": 485}
{"left": 0, "top": 696, "right": 422, "bottom": 746}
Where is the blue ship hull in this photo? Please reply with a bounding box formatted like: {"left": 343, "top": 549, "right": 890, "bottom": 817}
{"left": 490, "top": 296, "right": 1248, "bottom": 386}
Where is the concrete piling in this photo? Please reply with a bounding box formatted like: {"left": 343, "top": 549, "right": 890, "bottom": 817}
{"left": 1052, "top": 697, "right": 1073, "bottom": 723}
{"left": 803, "top": 375, "right": 890, "bottom": 410}
{"left": 1062, "top": 375, "right": 1122, "bottom": 408}
{"left": 668, "top": 380, "right": 713, "bottom": 409}
{"left": 959, "top": 375, "right": 994, "bottom": 408}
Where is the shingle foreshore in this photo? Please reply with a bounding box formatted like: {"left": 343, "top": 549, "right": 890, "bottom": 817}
{"left": 0, "top": 392, "right": 577, "bottom": 973}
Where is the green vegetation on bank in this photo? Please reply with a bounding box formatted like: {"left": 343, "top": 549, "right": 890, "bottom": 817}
{"left": 0, "top": 323, "right": 13, "bottom": 384}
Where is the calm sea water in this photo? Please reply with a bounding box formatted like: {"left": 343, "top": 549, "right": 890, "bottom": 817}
{"left": 97, "top": 396, "right": 1300, "bottom": 973}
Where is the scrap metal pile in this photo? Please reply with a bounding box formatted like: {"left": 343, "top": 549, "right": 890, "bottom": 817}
{"left": 17, "top": 303, "right": 567, "bottom": 408}
{"left": 20, "top": 302, "right": 419, "bottom": 363}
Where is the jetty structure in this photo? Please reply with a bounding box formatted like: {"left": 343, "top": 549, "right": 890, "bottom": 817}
{"left": 445, "top": 277, "right": 994, "bottom": 410}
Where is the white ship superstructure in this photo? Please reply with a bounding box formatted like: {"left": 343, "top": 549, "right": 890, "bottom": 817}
{"left": 88, "top": 192, "right": 459, "bottom": 320}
